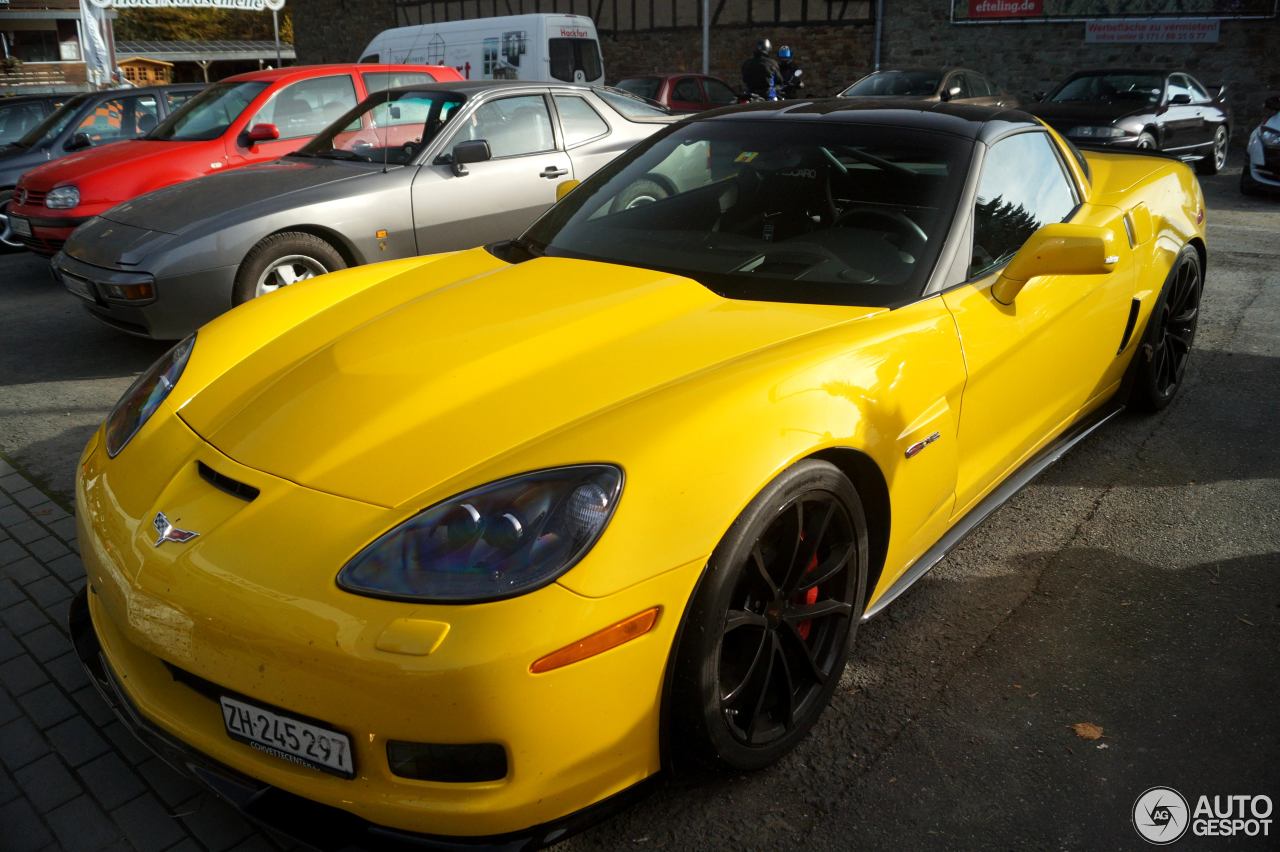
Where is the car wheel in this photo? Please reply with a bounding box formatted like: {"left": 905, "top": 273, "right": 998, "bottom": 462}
{"left": 671, "top": 459, "right": 869, "bottom": 771}
{"left": 609, "top": 176, "right": 670, "bottom": 213}
{"left": 1131, "top": 246, "right": 1202, "bottom": 413}
{"left": 1196, "top": 126, "right": 1228, "bottom": 176}
{"left": 1239, "top": 163, "right": 1263, "bottom": 196}
{"left": 0, "top": 190, "right": 23, "bottom": 252}
{"left": 1135, "top": 132, "right": 1158, "bottom": 151}
{"left": 233, "top": 232, "right": 346, "bottom": 305}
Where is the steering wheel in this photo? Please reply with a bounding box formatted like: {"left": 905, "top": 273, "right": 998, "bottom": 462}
{"left": 835, "top": 207, "right": 928, "bottom": 252}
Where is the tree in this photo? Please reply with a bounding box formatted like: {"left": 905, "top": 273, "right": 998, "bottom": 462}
{"left": 114, "top": 8, "right": 294, "bottom": 44}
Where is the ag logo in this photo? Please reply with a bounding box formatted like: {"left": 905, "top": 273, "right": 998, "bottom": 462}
{"left": 1134, "top": 787, "right": 1190, "bottom": 844}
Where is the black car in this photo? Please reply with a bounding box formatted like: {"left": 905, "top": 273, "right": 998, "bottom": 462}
{"left": 1026, "top": 69, "right": 1230, "bottom": 175}
{"left": 0, "top": 93, "right": 75, "bottom": 147}
{"left": 0, "top": 82, "right": 204, "bottom": 250}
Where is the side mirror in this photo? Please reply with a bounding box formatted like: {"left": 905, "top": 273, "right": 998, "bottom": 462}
{"left": 1168, "top": 93, "right": 1193, "bottom": 106}
{"left": 450, "top": 139, "right": 491, "bottom": 176}
{"left": 66, "top": 132, "right": 93, "bottom": 151}
{"left": 992, "top": 223, "right": 1117, "bottom": 305}
{"left": 246, "top": 123, "right": 280, "bottom": 143}
{"left": 1032, "top": 90, "right": 1046, "bottom": 102}
{"left": 555, "top": 179, "right": 580, "bottom": 201}
{"left": 940, "top": 86, "right": 961, "bottom": 102}
{"left": 1265, "top": 94, "right": 1280, "bottom": 113}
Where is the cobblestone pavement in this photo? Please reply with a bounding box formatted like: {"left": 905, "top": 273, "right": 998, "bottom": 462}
{"left": 0, "top": 460, "right": 290, "bottom": 850}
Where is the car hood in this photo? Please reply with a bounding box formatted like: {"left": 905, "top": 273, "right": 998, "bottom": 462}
{"left": 19, "top": 139, "right": 193, "bottom": 191}
{"left": 103, "top": 157, "right": 386, "bottom": 236}
{"left": 178, "top": 249, "right": 880, "bottom": 508}
{"left": 1025, "top": 100, "right": 1150, "bottom": 127}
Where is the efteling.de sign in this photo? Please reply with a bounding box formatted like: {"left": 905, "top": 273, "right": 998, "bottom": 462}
{"left": 86, "top": 0, "right": 285, "bottom": 10}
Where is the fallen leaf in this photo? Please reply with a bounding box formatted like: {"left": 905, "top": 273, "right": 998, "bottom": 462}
{"left": 1097, "top": 743, "right": 1109, "bottom": 750}
{"left": 1237, "top": 616, "right": 1256, "bottom": 627}
{"left": 1071, "top": 722, "right": 1105, "bottom": 740}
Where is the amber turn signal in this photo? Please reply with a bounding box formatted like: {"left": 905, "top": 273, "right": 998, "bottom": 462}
{"left": 530, "top": 607, "right": 660, "bottom": 674}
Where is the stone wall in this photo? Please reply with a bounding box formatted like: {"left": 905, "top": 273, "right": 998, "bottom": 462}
{"left": 881, "top": 6, "right": 1280, "bottom": 144}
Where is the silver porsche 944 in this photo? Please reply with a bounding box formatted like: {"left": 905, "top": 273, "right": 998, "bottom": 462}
{"left": 52, "top": 80, "right": 676, "bottom": 339}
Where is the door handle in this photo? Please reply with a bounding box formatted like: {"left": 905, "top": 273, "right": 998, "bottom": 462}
{"left": 540, "top": 166, "right": 569, "bottom": 179}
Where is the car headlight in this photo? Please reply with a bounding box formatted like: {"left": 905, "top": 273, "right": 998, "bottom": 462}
{"left": 1068, "top": 126, "right": 1127, "bottom": 139}
{"left": 1261, "top": 127, "right": 1280, "bottom": 146}
{"left": 338, "top": 465, "right": 623, "bottom": 603}
{"left": 104, "top": 335, "right": 195, "bottom": 457}
{"left": 45, "top": 186, "right": 80, "bottom": 209}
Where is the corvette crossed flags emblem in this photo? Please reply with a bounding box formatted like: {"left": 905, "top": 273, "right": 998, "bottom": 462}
{"left": 152, "top": 512, "right": 198, "bottom": 547}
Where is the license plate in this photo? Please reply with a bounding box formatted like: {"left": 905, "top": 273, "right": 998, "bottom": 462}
{"left": 9, "top": 215, "right": 31, "bottom": 238}
{"left": 61, "top": 272, "right": 95, "bottom": 302}
{"left": 220, "top": 695, "right": 354, "bottom": 778}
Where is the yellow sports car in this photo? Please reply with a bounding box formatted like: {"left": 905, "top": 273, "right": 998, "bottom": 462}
{"left": 71, "top": 101, "right": 1206, "bottom": 847}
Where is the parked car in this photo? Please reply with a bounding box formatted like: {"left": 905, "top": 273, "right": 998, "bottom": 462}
{"left": 837, "top": 67, "right": 1017, "bottom": 107}
{"left": 54, "top": 82, "right": 674, "bottom": 339}
{"left": 71, "top": 100, "right": 1206, "bottom": 848}
{"left": 615, "top": 73, "right": 739, "bottom": 112}
{"left": 1240, "top": 93, "right": 1280, "bottom": 196}
{"left": 1, "top": 84, "right": 204, "bottom": 250}
{"left": 0, "top": 92, "right": 74, "bottom": 146}
{"left": 360, "top": 13, "right": 604, "bottom": 86}
{"left": 7, "top": 64, "right": 462, "bottom": 256}
{"left": 1025, "top": 69, "right": 1230, "bottom": 175}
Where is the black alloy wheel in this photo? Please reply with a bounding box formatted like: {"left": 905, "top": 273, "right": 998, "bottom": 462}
{"left": 1196, "top": 125, "right": 1229, "bottom": 175}
{"left": 1133, "top": 246, "right": 1202, "bottom": 412}
{"left": 672, "top": 460, "right": 868, "bottom": 771}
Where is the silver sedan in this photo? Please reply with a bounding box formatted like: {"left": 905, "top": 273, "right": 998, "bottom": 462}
{"left": 52, "top": 81, "right": 675, "bottom": 339}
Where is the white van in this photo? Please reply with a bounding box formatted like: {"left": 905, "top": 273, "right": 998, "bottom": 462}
{"left": 358, "top": 14, "right": 604, "bottom": 86}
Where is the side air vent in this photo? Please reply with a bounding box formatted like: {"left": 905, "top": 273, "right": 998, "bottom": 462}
{"left": 1118, "top": 297, "right": 1141, "bottom": 354}
{"left": 197, "top": 462, "right": 260, "bottom": 502}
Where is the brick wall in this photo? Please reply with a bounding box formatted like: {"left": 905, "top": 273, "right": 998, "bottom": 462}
{"left": 881, "top": 6, "right": 1280, "bottom": 144}
{"left": 293, "top": 0, "right": 1278, "bottom": 138}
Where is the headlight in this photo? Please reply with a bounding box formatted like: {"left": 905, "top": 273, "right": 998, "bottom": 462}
{"left": 104, "top": 335, "right": 195, "bottom": 457}
{"left": 1068, "top": 126, "right": 1126, "bottom": 139}
{"left": 338, "top": 465, "right": 623, "bottom": 603}
{"left": 1261, "top": 127, "right": 1280, "bottom": 146}
{"left": 45, "top": 186, "right": 80, "bottom": 209}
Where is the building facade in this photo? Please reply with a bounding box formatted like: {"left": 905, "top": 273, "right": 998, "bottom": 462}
{"left": 0, "top": 0, "right": 104, "bottom": 92}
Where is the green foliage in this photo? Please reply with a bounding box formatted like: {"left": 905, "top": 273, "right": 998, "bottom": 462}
{"left": 114, "top": 8, "right": 294, "bottom": 44}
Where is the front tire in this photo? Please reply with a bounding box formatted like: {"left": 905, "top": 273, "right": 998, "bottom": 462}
{"left": 0, "top": 190, "right": 23, "bottom": 252}
{"left": 232, "top": 232, "right": 346, "bottom": 306}
{"left": 1195, "top": 125, "right": 1228, "bottom": 176}
{"left": 1131, "top": 246, "right": 1202, "bottom": 412}
{"left": 608, "top": 176, "right": 670, "bottom": 213}
{"left": 1135, "top": 132, "right": 1158, "bottom": 151}
{"left": 671, "top": 460, "right": 869, "bottom": 771}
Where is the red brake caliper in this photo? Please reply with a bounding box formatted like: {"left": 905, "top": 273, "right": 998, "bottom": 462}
{"left": 797, "top": 553, "right": 819, "bottom": 640}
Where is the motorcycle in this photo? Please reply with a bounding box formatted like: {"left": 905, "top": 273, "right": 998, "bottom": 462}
{"left": 737, "top": 67, "right": 804, "bottom": 103}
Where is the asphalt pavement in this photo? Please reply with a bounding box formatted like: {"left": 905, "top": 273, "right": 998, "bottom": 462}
{"left": 0, "top": 160, "right": 1276, "bottom": 851}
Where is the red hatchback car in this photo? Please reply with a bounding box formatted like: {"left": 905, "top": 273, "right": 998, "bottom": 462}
{"left": 8, "top": 63, "right": 462, "bottom": 255}
{"left": 614, "top": 74, "right": 740, "bottom": 113}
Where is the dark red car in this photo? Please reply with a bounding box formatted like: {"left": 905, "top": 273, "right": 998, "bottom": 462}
{"left": 8, "top": 63, "right": 463, "bottom": 255}
{"left": 614, "top": 74, "right": 739, "bottom": 113}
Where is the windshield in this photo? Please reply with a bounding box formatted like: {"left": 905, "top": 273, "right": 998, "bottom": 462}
{"left": 518, "top": 120, "right": 970, "bottom": 307}
{"left": 293, "top": 89, "right": 465, "bottom": 165}
{"left": 594, "top": 87, "right": 671, "bottom": 119}
{"left": 148, "top": 81, "right": 268, "bottom": 141}
{"left": 616, "top": 77, "right": 662, "bottom": 101}
{"left": 1049, "top": 73, "right": 1164, "bottom": 105}
{"left": 841, "top": 71, "right": 942, "bottom": 98}
{"left": 15, "top": 95, "right": 90, "bottom": 148}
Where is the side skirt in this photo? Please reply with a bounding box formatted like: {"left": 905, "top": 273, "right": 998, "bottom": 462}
{"left": 861, "top": 402, "right": 1124, "bottom": 620}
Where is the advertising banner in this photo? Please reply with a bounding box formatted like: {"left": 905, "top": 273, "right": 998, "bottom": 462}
{"left": 954, "top": 0, "right": 1275, "bottom": 22}
{"left": 1085, "top": 17, "right": 1222, "bottom": 38}
{"left": 85, "top": 0, "right": 286, "bottom": 9}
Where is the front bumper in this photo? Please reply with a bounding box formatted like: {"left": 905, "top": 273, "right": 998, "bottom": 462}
{"left": 74, "top": 416, "right": 701, "bottom": 841}
{"left": 69, "top": 588, "right": 656, "bottom": 851}
{"left": 6, "top": 208, "right": 87, "bottom": 255}
{"left": 52, "top": 250, "right": 236, "bottom": 340}
{"left": 1245, "top": 132, "right": 1280, "bottom": 188}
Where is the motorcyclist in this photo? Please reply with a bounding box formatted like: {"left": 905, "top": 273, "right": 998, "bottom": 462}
{"left": 741, "top": 38, "right": 781, "bottom": 100}
{"left": 777, "top": 45, "right": 804, "bottom": 98}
